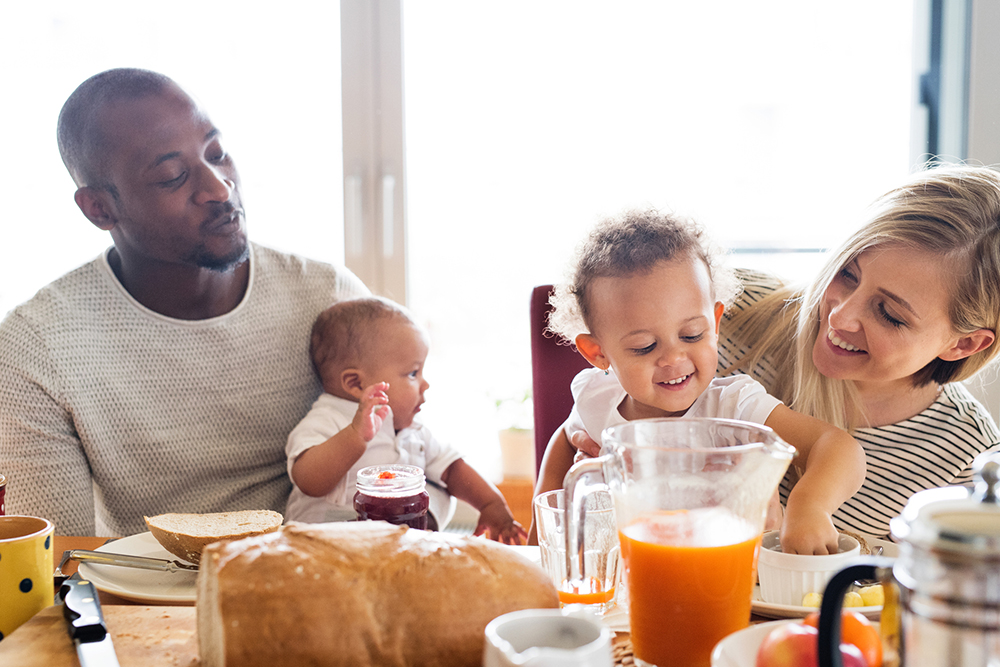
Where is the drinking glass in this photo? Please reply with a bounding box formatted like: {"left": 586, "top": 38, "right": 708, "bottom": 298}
{"left": 534, "top": 489, "right": 620, "bottom": 614}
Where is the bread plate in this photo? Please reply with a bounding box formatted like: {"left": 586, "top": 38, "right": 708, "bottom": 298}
{"left": 750, "top": 536, "right": 897, "bottom": 620}
{"left": 77, "top": 532, "right": 197, "bottom": 604}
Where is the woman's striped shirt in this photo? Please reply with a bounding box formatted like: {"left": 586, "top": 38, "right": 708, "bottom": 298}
{"left": 718, "top": 272, "right": 1000, "bottom": 539}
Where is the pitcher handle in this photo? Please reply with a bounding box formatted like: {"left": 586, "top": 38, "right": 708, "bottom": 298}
{"left": 817, "top": 558, "right": 895, "bottom": 667}
{"left": 563, "top": 455, "right": 611, "bottom": 588}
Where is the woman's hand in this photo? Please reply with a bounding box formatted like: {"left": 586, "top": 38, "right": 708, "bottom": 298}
{"left": 567, "top": 428, "right": 602, "bottom": 458}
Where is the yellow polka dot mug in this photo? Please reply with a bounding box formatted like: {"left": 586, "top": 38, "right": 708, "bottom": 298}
{"left": 0, "top": 515, "right": 54, "bottom": 641}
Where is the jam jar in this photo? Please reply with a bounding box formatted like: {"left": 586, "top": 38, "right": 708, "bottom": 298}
{"left": 354, "top": 464, "right": 430, "bottom": 530}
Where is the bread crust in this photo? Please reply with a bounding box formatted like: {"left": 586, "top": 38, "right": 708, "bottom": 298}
{"left": 197, "top": 522, "right": 559, "bottom": 667}
{"left": 144, "top": 510, "right": 283, "bottom": 564}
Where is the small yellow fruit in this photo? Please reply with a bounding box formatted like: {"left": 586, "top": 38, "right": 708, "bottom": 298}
{"left": 859, "top": 584, "right": 884, "bottom": 607}
{"left": 843, "top": 591, "right": 864, "bottom": 607}
{"left": 801, "top": 592, "right": 823, "bottom": 608}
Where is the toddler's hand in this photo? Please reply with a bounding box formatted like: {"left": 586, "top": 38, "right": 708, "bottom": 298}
{"left": 474, "top": 500, "right": 528, "bottom": 545}
{"left": 353, "top": 382, "right": 390, "bottom": 442}
{"left": 779, "top": 502, "right": 840, "bottom": 555}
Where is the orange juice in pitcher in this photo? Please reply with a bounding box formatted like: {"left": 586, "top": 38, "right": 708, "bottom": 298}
{"left": 621, "top": 509, "right": 760, "bottom": 667}
{"left": 564, "top": 418, "right": 792, "bottom": 667}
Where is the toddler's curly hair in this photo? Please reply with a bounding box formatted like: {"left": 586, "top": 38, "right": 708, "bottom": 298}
{"left": 548, "top": 209, "right": 740, "bottom": 344}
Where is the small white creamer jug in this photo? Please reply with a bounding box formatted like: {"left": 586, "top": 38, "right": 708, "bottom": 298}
{"left": 482, "top": 606, "right": 613, "bottom": 667}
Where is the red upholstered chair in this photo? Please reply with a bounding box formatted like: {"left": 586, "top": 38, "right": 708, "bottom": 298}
{"left": 530, "top": 285, "right": 591, "bottom": 475}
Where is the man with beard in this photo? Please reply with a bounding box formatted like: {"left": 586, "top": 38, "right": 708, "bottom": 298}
{"left": 0, "top": 69, "right": 368, "bottom": 536}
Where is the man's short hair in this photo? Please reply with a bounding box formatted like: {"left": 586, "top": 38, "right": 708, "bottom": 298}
{"left": 57, "top": 68, "right": 174, "bottom": 190}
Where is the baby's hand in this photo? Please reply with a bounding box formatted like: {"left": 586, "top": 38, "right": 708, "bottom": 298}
{"left": 779, "top": 502, "right": 840, "bottom": 555}
{"left": 474, "top": 500, "right": 528, "bottom": 545}
{"left": 353, "top": 382, "right": 390, "bottom": 442}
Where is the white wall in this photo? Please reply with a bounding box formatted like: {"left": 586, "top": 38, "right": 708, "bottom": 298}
{"left": 968, "top": 0, "right": 1000, "bottom": 167}
{"left": 964, "top": 0, "right": 1000, "bottom": 424}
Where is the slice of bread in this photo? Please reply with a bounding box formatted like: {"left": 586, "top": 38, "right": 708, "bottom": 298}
{"left": 144, "top": 510, "right": 283, "bottom": 564}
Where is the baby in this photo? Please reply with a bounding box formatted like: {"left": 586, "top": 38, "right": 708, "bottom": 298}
{"left": 535, "top": 210, "right": 866, "bottom": 554}
{"left": 286, "top": 296, "right": 526, "bottom": 544}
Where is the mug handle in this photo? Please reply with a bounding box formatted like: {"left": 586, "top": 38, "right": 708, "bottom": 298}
{"left": 817, "top": 558, "right": 895, "bottom": 667}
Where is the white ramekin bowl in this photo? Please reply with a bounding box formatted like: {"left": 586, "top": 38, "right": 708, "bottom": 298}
{"left": 757, "top": 530, "right": 861, "bottom": 606}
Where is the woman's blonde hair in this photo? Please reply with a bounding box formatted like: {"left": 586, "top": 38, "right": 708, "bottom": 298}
{"left": 728, "top": 164, "right": 1000, "bottom": 429}
{"left": 548, "top": 208, "right": 740, "bottom": 343}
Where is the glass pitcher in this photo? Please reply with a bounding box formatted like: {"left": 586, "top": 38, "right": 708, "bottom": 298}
{"left": 818, "top": 453, "right": 1000, "bottom": 667}
{"left": 563, "top": 417, "right": 795, "bottom": 667}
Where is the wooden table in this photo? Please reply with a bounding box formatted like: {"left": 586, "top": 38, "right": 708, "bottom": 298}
{"left": 0, "top": 536, "right": 198, "bottom": 665}
{"left": 1, "top": 536, "right": 765, "bottom": 666}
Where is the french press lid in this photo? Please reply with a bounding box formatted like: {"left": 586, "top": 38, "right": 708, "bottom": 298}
{"left": 890, "top": 453, "right": 1000, "bottom": 555}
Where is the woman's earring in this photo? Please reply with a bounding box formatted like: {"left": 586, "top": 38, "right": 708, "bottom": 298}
{"left": 604, "top": 368, "right": 610, "bottom": 376}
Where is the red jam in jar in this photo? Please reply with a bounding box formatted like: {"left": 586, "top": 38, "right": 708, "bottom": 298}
{"left": 354, "top": 464, "right": 429, "bottom": 530}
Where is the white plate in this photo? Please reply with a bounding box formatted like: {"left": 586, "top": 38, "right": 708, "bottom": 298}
{"left": 712, "top": 618, "right": 881, "bottom": 667}
{"left": 77, "top": 532, "right": 197, "bottom": 605}
{"left": 751, "top": 537, "right": 897, "bottom": 620}
{"left": 712, "top": 620, "right": 791, "bottom": 667}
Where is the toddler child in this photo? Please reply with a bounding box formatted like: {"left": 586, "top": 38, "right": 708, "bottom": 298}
{"left": 286, "top": 296, "right": 526, "bottom": 544}
{"left": 535, "top": 210, "right": 866, "bottom": 555}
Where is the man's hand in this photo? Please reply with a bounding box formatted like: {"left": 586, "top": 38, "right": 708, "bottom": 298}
{"left": 352, "top": 382, "right": 390, "bottom": 441}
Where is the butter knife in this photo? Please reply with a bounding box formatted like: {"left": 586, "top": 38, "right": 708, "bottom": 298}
{"left": 60, "top": 574, "right": 122, "bottom": 667}
{"left": 69, "top": 549, "right": 199, "bottom": 573}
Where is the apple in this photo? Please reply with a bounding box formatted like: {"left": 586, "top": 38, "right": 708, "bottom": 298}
{"left": 756, "top": 622, "right": 869, "bottom": 667}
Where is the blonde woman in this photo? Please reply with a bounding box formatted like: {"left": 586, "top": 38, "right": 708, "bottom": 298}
{"left": 552, "top": 164, "right": 1000, "bottom": 541}
{"left": 716, "top": 164, "right": 1000, "bottom": 539}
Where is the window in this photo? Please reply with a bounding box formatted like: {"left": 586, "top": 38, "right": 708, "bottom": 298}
{"left": 401, "top": 2, "right": 916, "bottom": 474}
{"left": 6, "top": 2, "right": 992, "bottom": 481}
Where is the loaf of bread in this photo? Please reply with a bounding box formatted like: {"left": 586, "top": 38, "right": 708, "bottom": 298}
{"left": 197, "top": 522, "right": 559, "bottom": 667}
{"left": 144, "top": 510, "right": 283, "bottom": 564}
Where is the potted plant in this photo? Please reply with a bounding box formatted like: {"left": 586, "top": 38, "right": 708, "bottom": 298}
{"left": 494, "top": 390, "right": 535, "bottom": 481}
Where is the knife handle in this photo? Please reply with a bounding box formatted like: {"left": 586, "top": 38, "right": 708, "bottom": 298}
{"left": 61, "top": 576, "right": 109, "bottom": 643}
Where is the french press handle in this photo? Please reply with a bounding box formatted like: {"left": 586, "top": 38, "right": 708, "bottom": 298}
{"left": 817, "top": 557, "right": 895, "bottom": 667}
